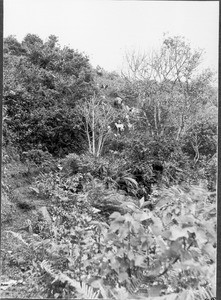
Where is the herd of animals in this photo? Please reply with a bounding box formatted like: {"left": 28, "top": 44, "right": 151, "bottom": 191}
{"left": 93, "top": 81, "right": 164, "bottom": 206}
{"left": 103, "top": 95, "right": 141, "bottom": 135}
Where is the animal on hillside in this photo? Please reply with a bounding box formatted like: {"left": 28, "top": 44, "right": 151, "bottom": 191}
{"left": 114, "top": 97, "right": 124, "bottom": 109}
{"left": 115, "top": 120, "right": 124, "bottom": 134}
{"left": 125, "top": 114, "right": 134, "bottom": 130}
{"left": 107, "top": 125, "right": 112, "bottom": 133}
{"left": 128, "top": 123, "right": 134, "bottom": 130}
{"left": 130, "top": 107, "right": 141, "bottom": 115}
{"left": 124, "top": 105, "right": 131, "bottom": 112}
{"left": 96, "top": 66, "right": 103, "bottom": 76}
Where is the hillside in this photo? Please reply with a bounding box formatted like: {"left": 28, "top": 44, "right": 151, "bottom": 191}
{"left": 1, "top": 34, "right": 217, "bottom": 299}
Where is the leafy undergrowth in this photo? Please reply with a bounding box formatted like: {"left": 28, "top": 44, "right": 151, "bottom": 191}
{"left": 1, "top": 158, "right": 216, "bottom": 299}
{"left": 2, "top": 33, "right": 217, "bottom": 299}
{"left": 1, "top": 159, "right": 53, "bottom": 298}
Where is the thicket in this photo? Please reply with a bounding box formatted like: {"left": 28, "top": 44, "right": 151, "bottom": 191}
{"left": 2, "top": 34, "right": 217, "bottom": 299}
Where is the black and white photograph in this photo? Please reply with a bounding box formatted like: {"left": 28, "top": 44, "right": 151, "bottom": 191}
{"left": 1, "top": 0, "right": 219, "bottom": 299}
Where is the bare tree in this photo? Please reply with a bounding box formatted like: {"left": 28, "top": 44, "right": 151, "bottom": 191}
{"left": 123, "top": 36, "right": 203, "bottom": 83}
{"left": 122, "top": 35, "right": 208, "bottom": 140}
{"left": 77, "top": 94, "right": 116, "bottom": 157}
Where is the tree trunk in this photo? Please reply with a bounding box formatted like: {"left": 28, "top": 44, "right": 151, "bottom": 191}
{"left": 92, "top": 98, "right": 96, "bottom": 155}
{"left": 97, "top": 132, "right": 104, "bottom": 157}
{"left": 154, "top": 105, "right": 159, "bottom": 136}
{"left": 193, "top": 145, "right": 200, "bottom": 164}
{"left": 85, "top": 122, "right": 92, "bottom": 153}
{"left": 176, "top": 113, "right": 184, "bottom": 141}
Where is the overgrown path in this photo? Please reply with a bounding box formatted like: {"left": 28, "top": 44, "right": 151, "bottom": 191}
{"left": 1, "top": 162, "right": 50, "bottom": 298}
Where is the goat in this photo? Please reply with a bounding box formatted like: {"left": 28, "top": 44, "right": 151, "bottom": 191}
{"left": 115, "top": 121, "right": 124, "bottom": 134}
{"left": 114, "top": 97, "right": 123, "bottom": 109}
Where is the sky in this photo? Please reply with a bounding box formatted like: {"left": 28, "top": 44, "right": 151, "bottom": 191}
{"left": 4, "top": 0, "right": 219, "bottom": 75}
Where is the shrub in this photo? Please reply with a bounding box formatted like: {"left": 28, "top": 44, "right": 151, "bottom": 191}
{"left": 21, "top": 149, "right": 52, "bottom": 165}
{"left": 26, "top": 183, "right": 215, "bottom": 299}
{"left": 2, "top": 145, "right": 20, "bottom": 164}
{"left": 61, "top": 152, "right": 128, "bottom": 181}
{"left": 20, "top": 149, "right": 59, "bottom": 175}
{"left": 4, "top": 35, "right": 95, "bottom": 156}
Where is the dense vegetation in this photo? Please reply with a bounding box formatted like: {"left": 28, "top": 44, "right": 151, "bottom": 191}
{"left": 1, "top": 34, "right": 217, "bottom": 299}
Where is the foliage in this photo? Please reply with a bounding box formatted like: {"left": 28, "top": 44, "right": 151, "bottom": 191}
{"left": 204, "top": 154, "right": 217, "bottom": 191}
{"left": 60, "top": 152, "right": 128, "bottom": 182}
{"left": 182, "top": 107, "right": 217, "bottom": 163}
{"left": 21, "top": 149, "right": 52, "bottom": 166}
{"left": 122, "top": 35, "right": 217, "bottom": 145}
{"left": 2, "top": 33, "right": 217, "bottom": 299}
{"left": 94, "top": 66, "right": 125, "bottom": 100}
{"left": 22, "top": 183, "right": 215, "bottom": 299}
{"left": 123, "top": 35, "right": 203, "bottom": 82}
{"left": 3, "top": 34, "right": 95, "bottom": 156}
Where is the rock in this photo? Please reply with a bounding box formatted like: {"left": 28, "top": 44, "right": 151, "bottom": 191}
{"left": 37, "top": 206, "right": 52, "bottom": 224}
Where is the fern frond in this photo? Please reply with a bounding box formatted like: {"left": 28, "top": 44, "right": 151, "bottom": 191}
{"left": 144, "top": 291, "right": 185, "bottom": 300}
{"left": 126, "top": 273, "right": 146, "bottom": 295}
{"left": 143, "top": 289, "right": 213, "bottom": 300}
{"left": 96, "top": 281, "right": 109, "bottom": 299}
{"left": 123, "top": 176, "right": 138, "bottom": 188}
{"left": 110, "top": 285, "right": 130, "bottom": 300}
{"left": 40, "top": 260, "right": 100, "bottom": 299}
{"left": 4, "top": 230, "right": 29, "bottom": 247}
{"left": 79, "top": 282, "right": 100, "bottom": 299}
{"left": 192, "top": 287, "right": 214, "bottom": 300}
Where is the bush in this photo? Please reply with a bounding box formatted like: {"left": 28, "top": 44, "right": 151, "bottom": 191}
{"left": 60, "top": 152, "right": 94, "bottom": 176}
{"left": 2, "top": 145, "right": 20, "bottom": 164}
{"left": 182, "top": 121, "right": 217, "bottom": 161}
{"left": 20, "top": 148, "right": 58, "bottom": 175}
{"left": 61, "top": 152, "right": 127, "bottom": 180}
{"left": 27, "top": 184, "right": 215, "bottom": 299}
{"left": 4, "top": 35, "right": 95, "bottom": 156}
{"left": 21, "top": 149, "right": 53, "bottom": 165}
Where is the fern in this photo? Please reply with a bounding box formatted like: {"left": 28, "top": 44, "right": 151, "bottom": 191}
{"left": 192, "top": 287, "right": 214, "bottom": 300}
{"left": 109, "top": 285, "right": 130, "bottom": 300}
{"left": 123, "top": 176, "right": 138, "bottom": 188}
{"left": 95, "top": 281, "right": 109, "bottom": 299}
{"left": 144, "top": 291, "right": 189, "bottom": 300}
{"left": 41, "top": 260, "right": 202, "bottom": 300}
{"left": 40, "top": 260, "right": 100, "bottom": 299}
{"left": 4, "top": 230, "right": 29, "bottom": 247}
{"left": 79, "top": 282, "right": 100, "bottom": 299}
{"left": 109, "top": 288, "right": 199, "bottom": 300}
{"left": 125, "top": 271, "right": 148, "bottom": 295}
